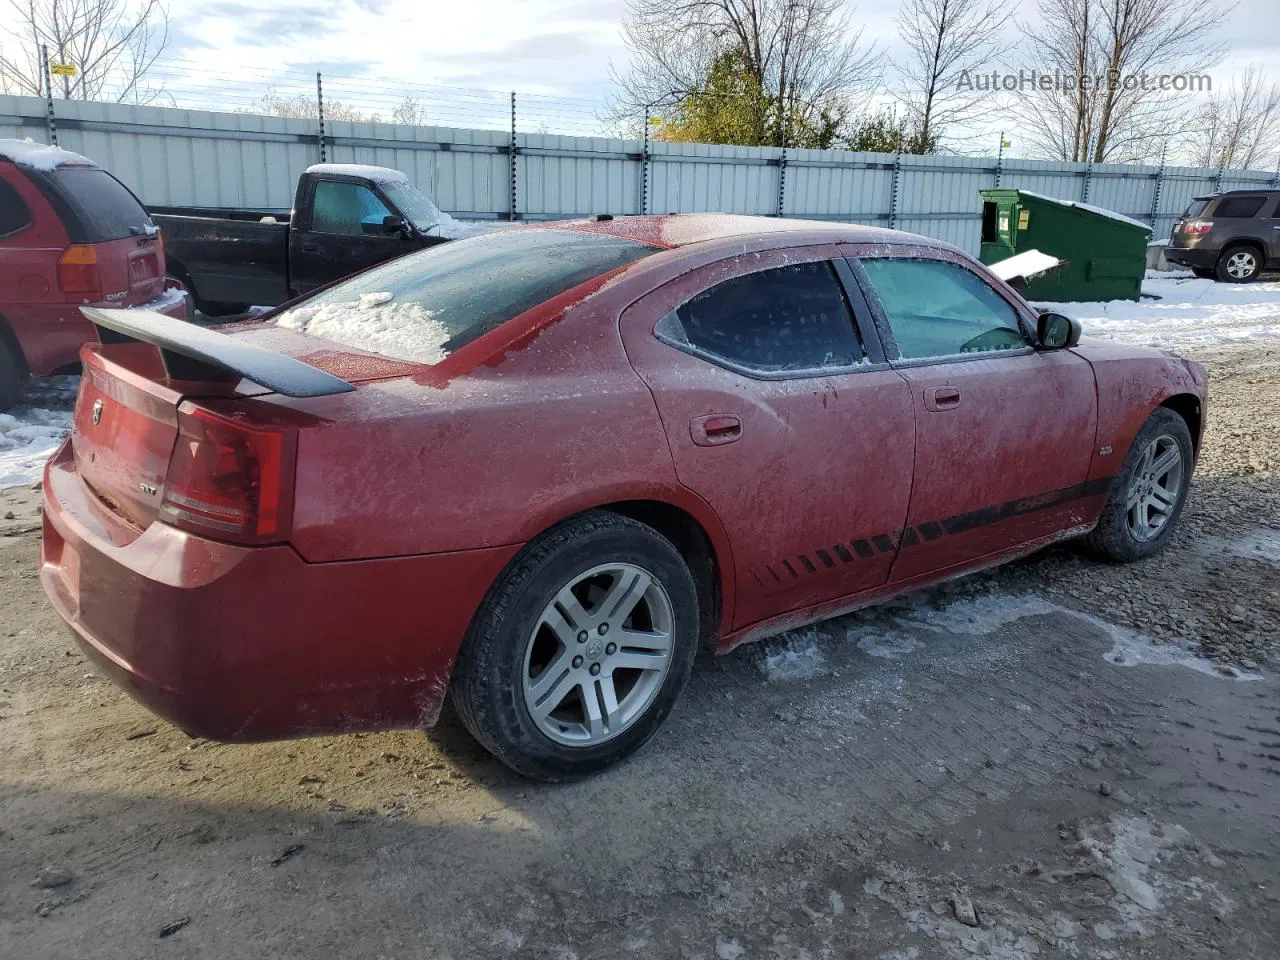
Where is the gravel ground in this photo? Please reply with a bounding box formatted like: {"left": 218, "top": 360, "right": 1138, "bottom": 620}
{"left": 0, "top": 342, "right": 1277, "bottom": 959}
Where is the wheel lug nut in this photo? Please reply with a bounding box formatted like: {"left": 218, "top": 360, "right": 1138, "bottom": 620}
{"left": 577, "top": 630, "right": 588, "bottom": 643}
{"left": 605, "top": 642, "right": 617, "bottom": 655}
{"left": 598, "top": 623, "right": 609, "bottom": 636}
{"left": 589, "top": 663, "right": 601, "bottom": 676}
{"left": 572, "top": 655, "right": 584, "bottom": 668}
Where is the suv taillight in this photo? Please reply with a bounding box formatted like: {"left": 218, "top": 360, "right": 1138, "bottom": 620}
{"left": 160, "top": 402, "right": 295, "bottom": 545}
{"left": 1183, "top": 220, "right": 1213, "bottom": 236}
{"left": 57, "top": 244, "right": 102, "bottom": 299}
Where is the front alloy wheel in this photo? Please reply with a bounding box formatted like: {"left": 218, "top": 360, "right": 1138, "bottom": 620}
{"left": 1124, "top": 436, "right": 1185, "bottom": 543}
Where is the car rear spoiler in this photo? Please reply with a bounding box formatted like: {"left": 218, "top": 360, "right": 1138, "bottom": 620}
{"left": 81, "top": 307, "right": 356, "bottom": 398}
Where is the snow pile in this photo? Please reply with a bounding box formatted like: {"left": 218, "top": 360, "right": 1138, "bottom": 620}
{"left": 758, "top": 627, "right": 829, "bottom": 680}
{"left": 277, "top": 297, "right": 452, "bottom": 364}
{"left": 1015, "top": 190, "right": 1151, "bottom": 231}
{"left": 0, "top": 138, "right": 93, "bottom": 172}
{"left": 0, "top": 377, "right": 79, "bottom": 490}
{"left": 988, "top": 249, "right": 1063, "bottom": 283}
{"left": 1039, "top": 275, "right": 1280, "bottom": 350}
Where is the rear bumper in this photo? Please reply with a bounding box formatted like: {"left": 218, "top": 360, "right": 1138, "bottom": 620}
{"left": 39, "top": 441, "right": 520, "bottom": 741}
{"left": 1163, "top": 246, "right": 1217, "bottom": 269}
{"left": 6, "top": 289, "right": 189, "bottom": 376}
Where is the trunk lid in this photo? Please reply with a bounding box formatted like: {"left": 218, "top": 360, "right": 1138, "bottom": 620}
{"left": 95, "top": 234, "right": 166, "bottom": 305}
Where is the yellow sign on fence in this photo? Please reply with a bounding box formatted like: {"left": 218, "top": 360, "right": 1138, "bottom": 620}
{"left": 50, "top": 63, "right": 77, "bottom": 77}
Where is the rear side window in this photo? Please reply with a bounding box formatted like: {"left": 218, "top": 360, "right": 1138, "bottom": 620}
{"left": 1182, "top": 199, "right": 1209, "bottom": 218}
{"left": 1213, "top": 196, "right": 1265, "bottom": 219}
{"left": 0, "top": 176, "right": 32, "bottom": 237}
{"left": 658, "top": 261, "right": 863, "bottom": 374}
{"left": 44, "top": 167, "right": 153, "bottom": 242}
{"left": 277, "top": 229, "right": 659, "bottom": 364}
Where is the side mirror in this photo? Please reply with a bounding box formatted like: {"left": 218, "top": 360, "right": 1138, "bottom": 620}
{"left": 382, "top": 214, "right": 409, "bottom": 235}
{"left": 1037, "top": 312, "right": 1082, "bottom": 350}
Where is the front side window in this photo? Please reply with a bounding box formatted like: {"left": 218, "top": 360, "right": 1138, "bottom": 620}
{"left": 860, "top": 258, "right": 1027, "bottom": 360}
{"left": 1213, "top": 196, "right": 1265, "bottom": 219}
{"left": 311, "top": 181, "right": 395, "bottom": 236}
{"left": 0, "top": 177, "right": 32, "bottom": 237}
{"left": 661, "top": 261, "right": 864, "bottom": 374}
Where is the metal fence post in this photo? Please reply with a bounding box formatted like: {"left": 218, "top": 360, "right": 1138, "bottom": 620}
{"left": 995, "top": 131, "right": 1005, "bottom": 188}
{"left": 509, "top": 91, "right": 518, "bottom": 221}
{"left": 641, "top": 104, "right": 650, "bottom": 216}
{"left": 889, "top": 133, "right": 903, "bottom": 230}
{"left": 1081, "top": 156, "right": 1094, "bottom": 203}
{"left": 1149, "top": 143, "right": 1167, "bottom": 233}
{"left": 316, "top": 72, "right": 327, "bottom": 163}
{"left": 776, "top": 144, "right": 788, "bottom": 218}
{"left": 41, "top": 44, "right": 57, "bottom": 146}
{"left": 1215, "top": 164, "right": 1225, "bottom": 194}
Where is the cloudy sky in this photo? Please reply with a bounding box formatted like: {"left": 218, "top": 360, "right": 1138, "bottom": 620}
{"left": 3, "top": 0, "right": 1277, "bottom": 147}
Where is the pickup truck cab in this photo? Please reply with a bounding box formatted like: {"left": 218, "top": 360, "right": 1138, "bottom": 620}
{"left": 155, "top": 164, "right": 459, "bottom": 315}
{"left": 0, "top": 139, "right": 186, "bottom": 410}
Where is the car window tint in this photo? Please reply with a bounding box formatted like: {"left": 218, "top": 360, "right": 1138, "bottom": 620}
{"left": 860, "top": 258, "right": 1026, "bottom": 360}
{"left": 45, "top": 167, "right": 152, "bottom": 242}
{"left": 0, "top": 177, "right": 32, "bottom": 237}
{"left": 1182, "top": 199, "right": 1209, "bottom": 217}
{"left": 665, "top": 261, "right": 863, "bottom": 373}
{"left": 1213, "top": 196, "right": 1265, "bottom": 219}
{"left": 276, "top": 230, "right": 659, "bottom": 362}
{"left": 311, "top": 181, "right": 394, "bottom": 236}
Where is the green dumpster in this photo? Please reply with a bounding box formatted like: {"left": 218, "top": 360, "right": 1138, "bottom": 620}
{"left": 978, "top": 188, "right": 1151, "bottom": 301}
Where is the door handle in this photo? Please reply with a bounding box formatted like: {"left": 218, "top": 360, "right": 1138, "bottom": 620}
{"left": 690, "top": 414, "right": 742, "bottom": 446}
{"left": 924, "top": 385, "right": 961, "bottom": 411}
{"left": 300, "top": 241, "right": 320, "bottom": 253}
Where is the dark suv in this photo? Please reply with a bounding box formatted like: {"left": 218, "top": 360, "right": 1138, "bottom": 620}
{"left": 1166, "top": 190, "right": 1280, "bottom": 282}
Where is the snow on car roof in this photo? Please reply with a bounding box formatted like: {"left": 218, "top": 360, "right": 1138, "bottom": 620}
{"left": 0, "top": 138, "right": 95, "bottom": 172}
{"left": 305, "top": 163, "right": 409, "bottom": 183}
{"left": 1014, "top": 190, "right": 1151, "bottom": 232}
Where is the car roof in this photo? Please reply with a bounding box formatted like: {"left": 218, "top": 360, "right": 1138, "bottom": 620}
{"left": 0, "top": 139, "right": 96, "bottom": 171}
{"left": 1197, "top": 189, "right": 1280, "bottom": 200}
{"left": 537, "top": 213, "right": 948, "bottom": 251}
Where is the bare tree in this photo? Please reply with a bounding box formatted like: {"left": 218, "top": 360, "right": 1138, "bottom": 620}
{"left": 608, "top": 0, "right": 883, "bottom": 147}
{"left": 243, "top": 88, "right": 378, "bottom": 124}
{"left": 1183, "top": 66, "right": 1280, "bottom": 171}
{"left": 1014, "top": 0, "right": 1227, "bottom": 164}
{"left": 0, "top": 0, "right": 170, "bottom": 103}
{"left": 894, "top": 0, "right": 1009, "bottom": 151}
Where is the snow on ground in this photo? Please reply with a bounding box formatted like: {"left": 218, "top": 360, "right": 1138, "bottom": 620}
{"left": 0, "top": 377, "right": 78, "bottom": 490}
{"left": 1037, "top": 274, "right": 1280, "bottom": 351}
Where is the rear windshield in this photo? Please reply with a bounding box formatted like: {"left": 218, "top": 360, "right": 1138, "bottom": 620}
{"left": 44, "top": 167, "right": 154, "bottom": 242}
{"left": 1182, "top": 199, "right": 1209, "bottom": 218}
{"left": 277, "top": 229, "right": 659, "bottom": 363}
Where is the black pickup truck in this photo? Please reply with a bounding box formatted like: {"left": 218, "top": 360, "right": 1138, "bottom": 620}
{"left": 154, "top": 164, "right": 463, "bottom": 315}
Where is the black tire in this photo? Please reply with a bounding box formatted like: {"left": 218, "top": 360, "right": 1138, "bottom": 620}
{"left": 451, "top": 511, "right": 699, "bottom": 781}
{"left": 1087, "top": 407, "right": 1194, "bottom": 563}
{"left": 0, "top": 338, "right": 28, "bottom": 412}
{"left": 1191, "top": 267, "right": 1215, "bottom": 280}
{"left": 1215, "top": 244, "right": 1262, "bottom": 283}
{"left": 196, "top": 300, "right": 250, "bottom": 318}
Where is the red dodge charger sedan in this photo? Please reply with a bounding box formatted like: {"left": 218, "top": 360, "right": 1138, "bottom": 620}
{"left": 39, "top": 215, "right": 1206, "bottom": 779}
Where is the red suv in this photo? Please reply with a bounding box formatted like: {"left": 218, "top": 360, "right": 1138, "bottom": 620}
{"left": 0, "top": 140, "right": 188, "bottom": 409}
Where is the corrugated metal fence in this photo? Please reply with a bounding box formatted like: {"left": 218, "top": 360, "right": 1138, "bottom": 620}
{"left": 4, "top": 93, "right": 1279, "bottom": 254}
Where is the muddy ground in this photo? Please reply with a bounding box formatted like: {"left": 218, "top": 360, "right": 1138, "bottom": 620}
{"left": 1, "top": 346, "right": 1277, "bottom": 959}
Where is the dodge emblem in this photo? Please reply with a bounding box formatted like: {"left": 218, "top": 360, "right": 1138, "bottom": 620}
{"left": 91, "top": 399, "right": 103, "bottom": 425}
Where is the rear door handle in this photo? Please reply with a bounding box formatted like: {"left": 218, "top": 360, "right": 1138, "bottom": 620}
{"left": 924, "top": 385, "right": 961, "bottom": 411}
{"left": 690, "top": 414, "right": 742, "bottom": 446}
{"left": 300, "top": 241, "right": 320, "bottom": 253}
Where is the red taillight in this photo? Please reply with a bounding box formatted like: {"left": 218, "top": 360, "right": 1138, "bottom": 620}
{"left": 57, "top": 244, "right": 102, "bottom": 299}
{"left": 160, "top": 402, "right": 295, "bottom": 545}
{"left": 1183, "top": 220, "right": 1213, "bottom": 236}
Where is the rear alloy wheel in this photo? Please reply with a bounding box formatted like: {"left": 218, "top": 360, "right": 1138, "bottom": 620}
{"left": 1087, "top": 408, "right": 1194, "bottom": 562}
{"left": 1216, "top": 245, "right": 1261, "bottom": 283}
{"left": 451, "top": 511, "right": 699, "bottom": 780}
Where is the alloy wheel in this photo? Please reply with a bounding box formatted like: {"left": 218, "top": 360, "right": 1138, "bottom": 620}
{"left": 1226, "top": 251, "right": 1258, "bottom": 279}
{"left": 1125, "top": 436, "right": 1184, "bottom": 542}
{"left": 521, "top": 562, "right": 674, "bottom": 747}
